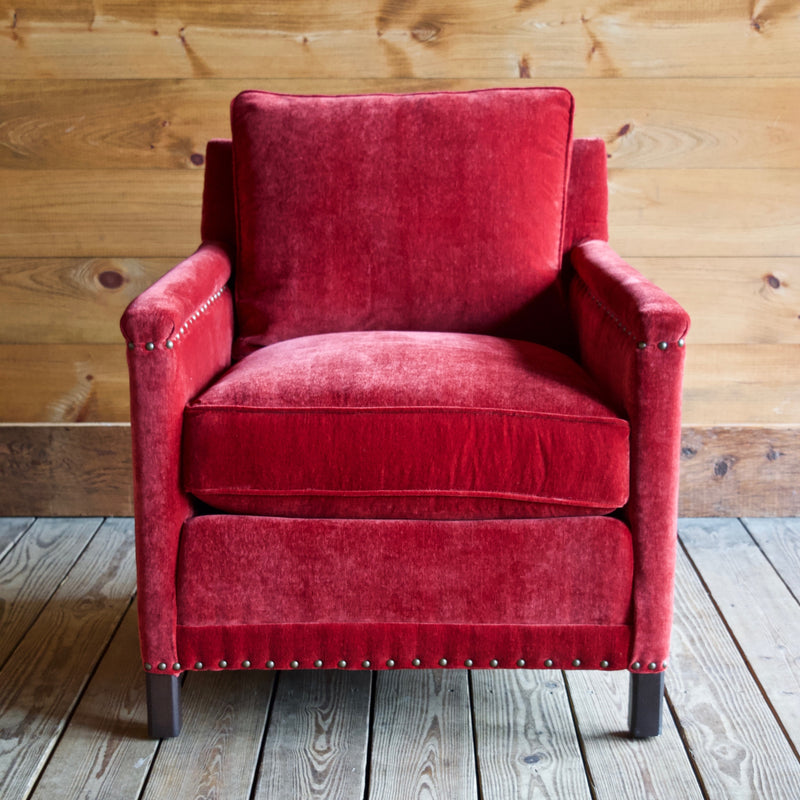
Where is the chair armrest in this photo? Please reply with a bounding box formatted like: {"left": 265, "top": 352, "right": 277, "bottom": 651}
{"left": 568, "top": 239, "right": 690, "bottom": 674}
{"left": 121, "top": 243, "right": 234, "bottom": 673}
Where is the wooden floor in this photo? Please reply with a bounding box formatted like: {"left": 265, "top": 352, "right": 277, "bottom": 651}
{"left": 1, "top": 518, "right": 799, "bottom": 799}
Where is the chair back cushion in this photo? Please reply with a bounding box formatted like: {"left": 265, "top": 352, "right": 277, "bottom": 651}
{"left": 230, "top": 88, "right": 574, "bottom": 356}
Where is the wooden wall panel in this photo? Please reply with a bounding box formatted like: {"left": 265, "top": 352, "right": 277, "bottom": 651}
{"left": 0, "top": 345, "right": 129, "bottom": 422}
{"left": 2, "top": 78, "right": 797, "bottom": 170}
{"left": 0, "top": 258, "right": 174, "bottom": 343}
{"left": 635, "top": 259, "right": 800, "bottom": 345}
{"left": 1, "top": 0, "right": 799, "bottom": 514}
{"left": 2, "top": 1, "right": 799, "bottom": 79}
{"left": 3, "top": 167, "right": 797, "bottom": 259}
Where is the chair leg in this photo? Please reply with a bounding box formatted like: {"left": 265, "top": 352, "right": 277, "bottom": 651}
{"left": 146, "top": 673, "right": 182, "bottom": 738}
{"left": 628, "top": 671, "right": 665, "bottom": 738}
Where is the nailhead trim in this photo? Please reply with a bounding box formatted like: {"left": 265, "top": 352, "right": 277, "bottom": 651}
{"left": 172, "top": 655, "right": 626, "bottom": 672}
{"left": 127, "top": 285, "right": 227, "bottom": 351}
{"left": 573, "top": 273, "right": 687, "bottom": 350}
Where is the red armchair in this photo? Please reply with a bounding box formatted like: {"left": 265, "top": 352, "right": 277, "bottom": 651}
{"left": 121, "top": 89, "right": 689, "bottom": 739}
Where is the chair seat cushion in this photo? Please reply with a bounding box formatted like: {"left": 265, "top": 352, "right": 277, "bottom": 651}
{"left": 183, "top": 331, "right": 629, "bottom": 519}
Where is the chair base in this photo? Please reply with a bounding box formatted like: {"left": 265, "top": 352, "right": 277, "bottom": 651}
{"left": 144, "top": 668, "right": 664, "bottom": 739}
{"left": 146, "top": 673, "right": 182, "bottom": 738}
{"left": 628, "top": 671, "right": 665, "bottom": 738}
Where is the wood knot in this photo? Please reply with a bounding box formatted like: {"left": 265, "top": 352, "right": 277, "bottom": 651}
{"left": 681, "top": 446, "right": 698, "bottom": 459}
{"left": 713, "top": 456, "right": 736, "bottom": 478}
{"left": 518, "top": 57, "right": 531, "bottom": 78}
{"left": 190, "top": 153, "right": 204, "bottom": 166}
{"left": 766, "top": 447, "right": 783, "bottom": 462}
{"left": 411, "top": 19, "right": 441, "bottom": 44}
{"left": 97, "top": 270, "right": 125, "bottom": 290}
{"left": 765, "top": 274, "right": 781, "bottom": 289}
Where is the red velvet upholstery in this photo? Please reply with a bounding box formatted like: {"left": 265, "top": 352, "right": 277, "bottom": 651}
{"left": 121, "top": 89, "right": 689, "bottom": 712}
{"left": 230, "top": 88, "right": 575, "bottom": 358}
{"left": 184, "top": 331, "right": 628, "bottom": 518}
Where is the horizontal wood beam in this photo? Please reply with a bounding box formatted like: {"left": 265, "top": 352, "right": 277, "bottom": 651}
{"left": 2, "top": 2, "right": 798, "bottom": 80}
{"left": 1, "top": 423, "right": 797, "bottom": 517}
{"left": 1, "top": 78, "right": 797, "bottom": 171}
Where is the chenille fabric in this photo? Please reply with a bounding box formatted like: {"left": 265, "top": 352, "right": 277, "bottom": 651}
{"left": 230, "top": 88, "right": 575, "bottom": 357}
{"left": 121, "top": 89, "right": 689, "bottom": 681}
{"left": 183, "top": 330, "right": 629, "bottom": 518}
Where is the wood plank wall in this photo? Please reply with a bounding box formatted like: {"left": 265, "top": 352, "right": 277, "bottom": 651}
{"left": 1, "top": 1, "right": 799, "bottom": 515}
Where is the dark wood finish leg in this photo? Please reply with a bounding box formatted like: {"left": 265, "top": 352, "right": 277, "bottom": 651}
{"left": 146, "top": 673, "right": 182, "bottom": 738}
{"left": 628, "top": 672, "right": 665, "bottom": 738}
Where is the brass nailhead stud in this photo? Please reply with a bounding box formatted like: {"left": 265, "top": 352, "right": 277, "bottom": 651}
{"left": 572, "top": 659, "right": 581, "bottom": 667}
{"left": 490, "top": 659, "right": 499, "bottom": 668}
{"left": 242, "top": 660, "right": 251, "bottom": 668}
{"left": 157, "top": 662, "right": 167, "bottom": 671}
{"left": 544, "top": 659, "right": 554, "bottom": 668}
{"left": 145, "top": 342, "right": 155, "bottom": 351}
{"left": 600, "top": 660, "right": 609, "bottom": 669}
{"left": 128, "top": 342, "right": 135, "bottom": 350}
{"left": 172, "top": 663, "right": 181, "bottom": 671}
{"left": 165, "top": 340, "right": 174, "bottom": 349}
{"left": 362, "top": 660, "right": 371, "bottom": 669}
{"left": 678, "top": 338, "right": 686, "bottom": 347}
{"left": 266, "top": 661, "right": 276, "bottom": 669}
{"left": 314, "top": 660, "right": 323, "bottom": 668}
{"left": 194, "top": 662, "right": 204, "bottom": 670}
{"left": 658, "top": 341, "right": 668, "bottom": 351}
{"left": 662, "top": 661, "right": 668, "bottom": 669}
{"left": 144, "top": 663, "right": 152, "bottom": 671}
{"left": 439, "top": 658, "right": 448, "bottom": 667}
{"left": 338, "top": 660, "right": 348, "bottom": 669}
{"left": 219, "top": 660, "right": 228, "bottom": 668}
{"left": 632, "top": 661, "right": 641, "bottom": 670}
{"left": 386, "top": 659, "right": 396, "bottom": 668}
{"left": 517, "top": 659, "right": 526, "bottom": 668}
{"left": 412, "top": 658, "right": 421, "bottom": 667}
{"left": 648, "top": 662, "right": 658, "bottom": 670}
{"left": 637, "top": 342, "right": 647, "bottom": 349}
{"left": 290, "top": 660, "right": 300, "bottom": 669}
{"left": 464, "top": 659, "right": 474, "bottom": 667}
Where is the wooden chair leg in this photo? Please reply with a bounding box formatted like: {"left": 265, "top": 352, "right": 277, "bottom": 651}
{"left": 628, "top": 671, "right": 665, "bottom": 738}
{"left": 146, "top": 673, "right": 182, "bottom": 738}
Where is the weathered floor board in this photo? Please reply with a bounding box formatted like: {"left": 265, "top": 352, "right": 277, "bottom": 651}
{"left": 565, "top": 669, "right": 703, "bottom": 799}
{"left": 1, "top": 517, "right": 799, "bottom": 800}
{"left": 255, "top": 670, "right": 371, "bottom": 799}
{"left": 471, "top": 669, "right": 591, "bottom": 800}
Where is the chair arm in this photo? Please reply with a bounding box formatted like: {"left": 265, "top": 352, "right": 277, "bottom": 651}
{"left": 568, "top": 239, "right": 690, "bottom": 674}
{"left": 121, "top": 243, "right": 234, "bottom": 673}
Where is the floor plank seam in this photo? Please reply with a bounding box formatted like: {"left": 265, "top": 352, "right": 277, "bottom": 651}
{"left": 30, "top": 591, "right": 141, "bottom": 792}
{"left": 0, "top": 517, "right": 105, "bottom": 674}
{"left": 663, "top": 687, "right": 710, "bottom": 800}
{"left": 361, "top": 670, "right": 378, "bottom": 800}
{"left": 248, "top": 668, "right": 280, "bottom": 799}
{"left": 562, "top": 671, "right": 599, "bottom": 800}
{"left": 677, "top": 533, "right": 800, "bottom": 763}
{"left": 466, "top": 670, "right": 485, "bottom": 800}
{"left": 739, "top": 517, "right": 800, "bottom": 607}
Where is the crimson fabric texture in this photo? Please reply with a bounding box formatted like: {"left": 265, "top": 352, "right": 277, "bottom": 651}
{"left": 121, "top": 244, "right": 234, "bottom": 668}
{"left": 175, "top": 515, "right": 633, "bottom": 673}
{"left": 568, "top": 240, "right": 690, "bottom": 672}
{"left": 230, "top": 88, "right": 575, "bottom": 358}
{"left": 200, "top": 140, "right": 236, "bottom": 252}
{"left": 183, "top": 331, "right": 629, "bottom": 518}
{"left": 177, "top": 516, "right": 633, "bottom": 626}
{"left": 562, "top": 138, "right": 609, "bottom": 252}
{"left": 177, "top": 623, "right": 632, "bottom": 675}
{"left": 121, "top": 87, "right": 690, "bottom": 685}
